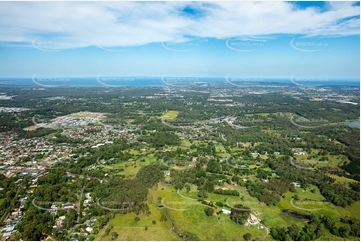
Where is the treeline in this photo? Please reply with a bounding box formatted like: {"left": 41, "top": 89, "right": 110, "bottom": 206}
{"left": 0, "top": 175, "right": 18, "bottom": 219}
{"left": 93, "top": 177, "right": 149, "bottom": 211}
{"left": 246, "top": 179, "right": 290, "bottom": 206}
{"left": 34, "top": 169, "right": 79, "bottom": 204}
{"left": 17, "top": 127, "right": 58, "bottom": 138}
{"left": 318, "top": 182, "right": 359, "bottom": 207}
{"left": 267, "top": 157, "right": 360, "bottom": 207}
{"left": 316, "top": 126, "right": 360, "bottom": 178}
{"left": 160, "top": 207, "right": 201, "bottom": 241}
{"left": 53, "top": 133, "right": 86, "bottom": 144}
{"left": 135, "top": 163, "right": 167, "bottom": 187}
{"left": 230, "top": 204, "right": 251, "bottom": 225}
{"left": 0, "top": 112, "right": 33, "bottom": 132}
{"left": 92, "top": 163, "right": 166, "bottom": 213}
{"left": 245, "top": 93, "right": 359, "bottom": 124}
{"left": 33, "top": 183, "right": 78, "bottom": 205}
{"left": 271, "top": 214, "right": 360, "bottom": 241}
{"left": 213, "top": 189, "right": 239, "bottom": 196}
{"left": 138, "top": 130, "right": 180, "bottom": 147}
{"left": 15, "top": 207, "right": 53, "bottom": 241}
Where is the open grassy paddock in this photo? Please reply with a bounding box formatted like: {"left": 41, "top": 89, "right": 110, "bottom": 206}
{"left": 161, "top": 111, "right": 179, "bottom": 120}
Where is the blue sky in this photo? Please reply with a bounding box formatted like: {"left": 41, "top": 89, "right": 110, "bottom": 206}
{"left": 0, "top": 1, "right": 359, "bottom": 80}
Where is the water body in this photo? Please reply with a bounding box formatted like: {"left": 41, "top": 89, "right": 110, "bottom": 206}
{"left": 346, "top": 120, "right": 360, "bottom": 129}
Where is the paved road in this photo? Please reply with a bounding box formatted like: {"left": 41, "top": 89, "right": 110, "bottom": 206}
{"left": 77, "top": 186, "right": 85, "bottom": 222}
{"left": 1, "top": 185, "right": 21, "bottom": 222}
{"left": 67, "top": 186, "right": 85, "bottom": 238}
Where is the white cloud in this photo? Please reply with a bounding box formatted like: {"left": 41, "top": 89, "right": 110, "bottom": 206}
{"left": 0, "top": 1, "right": 359, "bottom": 48}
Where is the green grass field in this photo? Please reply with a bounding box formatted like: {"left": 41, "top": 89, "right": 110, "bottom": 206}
{"left": 94, "top": 180, "right": 359, "bottom": 241}
{"left": 214, "top": 142, "right": 230, "bottom": 157}
{"left": 96, "top": 211, "right": 179, "bottom": 240}
{"left": 279, "top": 185, "right": 360, "bottom": 226}
{"left": 96, "top": 183, "right": 269, "bottom": 241}
{"left": 161, "top": 111, "right": 179, "bottom": 120}
{"left": 127, "top": 119, "right": 134, "bottom": 125}
{"left": 180, "top": 139, "right": 191, "bottom": 147}
{"left": 328, "top": 174, "right": 357, "bottom": 187}
{"left": 177, "top": 185, "right": 309, "bottom": 236}
{"left": 92, "top": 139, "right": 359, "bottom": 241}
{"left": 317, "top": 230, "right": 360, "bottom": 241}
{"left": 157, "top": 184, "right": 266, "bottom": 241}
{"left": 294, "top": 148, "right": 350, "bottom": 170}
{"left": 99, "top": 154, "right": 158, "bottom": 178}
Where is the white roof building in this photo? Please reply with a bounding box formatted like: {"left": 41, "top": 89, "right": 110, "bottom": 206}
{"left": 221, "top": 209, "right": 231, "bottom": 215}
{"left": 85, "top": 227, "right": 93, "bottom": 233}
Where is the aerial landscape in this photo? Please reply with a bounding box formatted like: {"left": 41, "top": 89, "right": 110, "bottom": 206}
{"left": 0, "top": 1, "right": 360, "bottom": 241}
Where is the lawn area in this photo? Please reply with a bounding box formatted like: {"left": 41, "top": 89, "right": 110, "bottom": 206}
{"left": 328, "top": 174, "right": 357, "bottom": 187}
{"left": 249, "top": 113, "right": 270, "bottom": 117}
{"left": 94, "top": 181, "right": 360, "bottom": 241}
{"left": 235, "top": 141, "right": 252, "bottom": 148}
{"left": 95, "top": 183, "right": 182, "bottom": 241}
{"left": 127, "top": 149, "right": 140, "bottom": 155}
{"left": 158, "top": 185, "right": 265, "bottom": 240}
{"left": 296, "top": 149, "right": 350, "bottom": 169}
{"left": 280, "top": 187, "right": 336, "bottom": 214}
{"left": 107, "top": 154, "right": 157, "bottom": 178}
{"left": 175, "top": 205, "right": 265, "bottom": 241}
{"left": 336, "top": 200, "right": 360, "bottom": 220}
{"left": 95, "top": 209, "right": 179, "bottom": 241}
{"left": 179, "top": 185, "right": 309, "bottom": 233}
{"left": 316, "top": 230, "right": 359, "bottom": 241}
{"left": 161, "top": 111, "right": 179, "bottom": 120}
{"left": 232, "top": 187, "right": 309, "bottom": 229}
{"left": 279, "top": 185, "right": 359, "bottom": 227}
{"left": 127, "top": 119, "right": 134, "bottom": 125}
{"left": 96, "top": 183, "right": 269, "bottom": 241}
{"left": 180, "top": 139, "right": 191, "bottom": 147}
{"left": 214, "top": 142, "right": 230, "bottom": 157}
{"left": 259, "top": 154, "right": 268, "bottom": 160}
